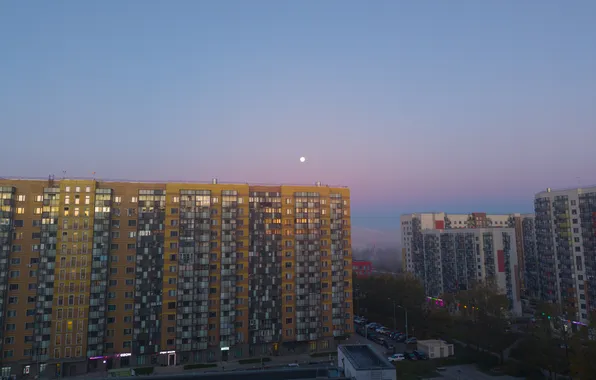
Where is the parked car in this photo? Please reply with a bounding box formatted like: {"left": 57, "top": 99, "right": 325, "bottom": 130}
{"left": 388, "top": 353, "right": 405, "bottom": 362}
{"left": 395, "top": 334, "right": 406, "bottom": 342}
{"left": 405, "top": 337, "right": 418, "bottom": 344}
{"left": 404, "top": 352, "right": 418, "bottom": 361}
{"left": 413, "top": 350, "right": 429, "bottom": 360}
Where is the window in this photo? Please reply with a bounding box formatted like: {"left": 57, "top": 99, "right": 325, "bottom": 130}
{"left": 131, "top": 196, "right": 137, "bottom": 203}
{"left": 17, "top": 195, "right": 26, "bottom": 202}
{"left": 33, "top": 207, "right": 42, "bottom": 215}
{"left": 114, "top": 196, "right": 122, "bottom": 204}
{"left": 16, "top": 208, "right": 25, "bottom": 214}
{"left": 172, "top": 196, "right": 179, "bottom": 203}
{"left": 128, "top": 220, "right": 136, "bottom": 227}
{"left": 128, "top": 232, "right": 136, "bottom": 238}
{"left": 35, "top": 195, "right": 43, "bottom": 202}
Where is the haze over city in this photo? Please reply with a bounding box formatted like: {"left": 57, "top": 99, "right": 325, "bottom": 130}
{"left": 1, "top": 0, "right": 595, "bottom": 234}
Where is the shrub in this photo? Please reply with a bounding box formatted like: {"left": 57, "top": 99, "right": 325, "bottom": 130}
{"left": 183, "top": 363, "right": 217, "bottom": 370}
{"left": 310, "top": 351, "right": 337, "bottom": 358}
{"left": 238, "top": 357, "right": 271, "bottom": 365}
{"left": 133, "top": 367, "right": 154, "bottom": 375}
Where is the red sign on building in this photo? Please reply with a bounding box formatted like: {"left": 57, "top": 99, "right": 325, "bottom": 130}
{"left": 353, "top": 260, "right": 373, "bottom": 278}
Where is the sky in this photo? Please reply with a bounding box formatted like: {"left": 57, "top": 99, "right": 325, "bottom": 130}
{"left": 1, "top": 0, "right": 595, "bottom": 230}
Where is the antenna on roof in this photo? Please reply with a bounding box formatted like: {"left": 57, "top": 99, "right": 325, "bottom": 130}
{"left": 62, "top": 170, "right": 66, "bottom": 179}
{"left": 48, "top": 174, "right": 55, "bottom": 187}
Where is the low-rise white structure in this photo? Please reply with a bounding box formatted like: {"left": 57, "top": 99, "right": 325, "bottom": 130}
{"left": 417, "top": 340, "right": 454, "bottom": 359}
{"left": 337, "top": 344, "right": 396, "bottom": 380}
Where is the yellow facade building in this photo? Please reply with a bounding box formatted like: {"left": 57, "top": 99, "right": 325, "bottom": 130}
{"left": 0, "top": 178, "right": 353, "bottom": 378}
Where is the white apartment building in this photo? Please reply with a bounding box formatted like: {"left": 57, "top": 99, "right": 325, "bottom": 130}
{"left": 420, "top": 228, "right": 522, "bottom": 316}
{"left": 534, "top": 186, "right": 596, "bottom": 323}
{"left": 401, "top": 212, "right": 532, "bottom": 278}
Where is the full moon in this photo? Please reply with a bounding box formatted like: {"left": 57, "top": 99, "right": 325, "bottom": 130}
{"left": 300, "top": 157, "right": 306, "bottom": 163}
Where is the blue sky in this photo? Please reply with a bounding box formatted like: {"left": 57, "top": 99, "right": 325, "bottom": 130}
{"left": 1, "top": 0, "right": 595, "bottom": 230}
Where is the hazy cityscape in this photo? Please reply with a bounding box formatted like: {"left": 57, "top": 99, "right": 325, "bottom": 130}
{"left": 1, "top": 1, "right": 596, "bottom": 380}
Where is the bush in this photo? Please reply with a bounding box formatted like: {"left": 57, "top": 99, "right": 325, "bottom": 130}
{"left": 133, "top": 367, "right": 154, "bottom": 375}
{"left": 238, "top": 357, "right": 271, "bottom": 365}
{"left": 310, "top": 351, "right": 337, "bottom": 358}
{"left": 183, "top": 363, "right": 217, "bottom": 370}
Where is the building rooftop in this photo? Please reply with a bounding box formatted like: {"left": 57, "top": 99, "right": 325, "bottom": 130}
{"left": 339, "top": 344, "right": 394, "bottom": 371}
{"left": 0, "top": 176, "right": 348, "bottom": 188}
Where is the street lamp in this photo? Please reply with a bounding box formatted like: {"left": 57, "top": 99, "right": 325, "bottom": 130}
{"left": 396, "top": 305, "right": 408, "bottom": 340}
{"left": 387, "top": 299, "right": 397, "bottom": 331}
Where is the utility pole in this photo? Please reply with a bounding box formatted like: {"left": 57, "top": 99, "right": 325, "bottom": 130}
{"left": 397, "top": 305, "right": 408, "bottom": 340}
{"left": 388, "top": 298, "right": 397, "bottom": 330}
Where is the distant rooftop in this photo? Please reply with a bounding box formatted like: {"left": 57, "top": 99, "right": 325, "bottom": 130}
{"left": 339, "top": 344, "right": 394, "bottom": 371}
{"left": 0, "top": 176, "right": 348, "bottom": 188}
{"left": 536, "top": 185, "right": 596, "bottom": 196}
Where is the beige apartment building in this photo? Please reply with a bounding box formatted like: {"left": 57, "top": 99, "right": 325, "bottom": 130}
{"left": 0, "top": 178, "right": 353, "bottom": 378}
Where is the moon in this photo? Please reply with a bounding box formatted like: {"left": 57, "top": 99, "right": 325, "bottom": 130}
{"left": 300, "top": 156, "right": 306, "bottom": 163}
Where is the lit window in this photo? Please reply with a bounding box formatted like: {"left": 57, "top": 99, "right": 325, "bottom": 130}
{"left": 65, "top": 187, "right": 70, "bottom": 192}
{"left": 114, "top": 196, "right": 122, "bottom": 204}
{"left": 131, "top": 196, "right": 137, "bottom": 203}
{"left": 35, "top": 195, "right": 43, "bottom": 202}
{"left": 17, "top": 195, "right": 26, "bottom": 202}
{"left": 75, "top": 187, "right": 80, "bottom": 192}
{"left": 85, "top": 186, "right": 91, "bottom": 193}
{"left": 16, "top": 208, "right": 25, "bottom": 214}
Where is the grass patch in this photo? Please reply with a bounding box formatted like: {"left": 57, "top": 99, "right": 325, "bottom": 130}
{"left": 310, "top": 351, "right": 337, "bottom": 358}
{"left": 395, "top": 360, "right": 440, "bottom": 379}
{"left": 183, "top": 363, "right": 218, "bottom": 370}
{"left": 133, "top": 367, "right": 154, "bottom": 375}
{"left": 238, "top": 357, "right": 271, "bottom": 365}
{"left": 444, "top": 319, "right": 520, "bottom": 353}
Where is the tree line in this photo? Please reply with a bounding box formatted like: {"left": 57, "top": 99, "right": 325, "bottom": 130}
{"left": 353, "top": 273, "right": 596, "bottom": 379}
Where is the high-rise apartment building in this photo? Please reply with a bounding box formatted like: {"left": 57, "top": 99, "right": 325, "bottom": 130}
{"left": 0, "top": 178, "right": 353, "bottom": 378}
{"left": 534, "top": 186, "right": 596, "bottom": 323}
{"left": 401, "top": 212, "right": 536, "bottom": 303}
{"left": 419, "top": 228, "right": 522, "bottom": 316}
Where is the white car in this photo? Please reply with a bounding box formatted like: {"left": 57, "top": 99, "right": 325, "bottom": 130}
{"left": 376, "top": 327, "right": 390, "bottom": 334}
{"left": 388, "top": 354, "right": 405, "bottom": 362}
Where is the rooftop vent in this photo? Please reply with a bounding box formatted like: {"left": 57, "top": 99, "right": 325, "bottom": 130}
{"left": 547, "top": 188, "right": 551, "bottom": 192}
{"left": 315, "top": 181, "right": 322, "bottom": 187}
{"left": 212, "top": 178, "right": 218, "bottom": 185}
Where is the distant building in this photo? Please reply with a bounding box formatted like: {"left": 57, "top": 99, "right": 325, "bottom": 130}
{"left": 337, "top": 344, "right": 396, "bottom": 380}
{"left": 401, "top": 212, "right": 535, "bottom": 297}
{"left": 534, "top": 186, "right": 596, "bottom": 324}
{"left": 352, "top": 260, "right": 372, "bottom": 278}
{"left": 420, "top": 228, "right": 522, "bottom": 316}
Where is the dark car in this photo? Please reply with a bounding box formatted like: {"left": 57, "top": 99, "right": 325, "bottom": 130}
{"left": 413, "top": 350, "right": 429, "bottom": 360}
{"left": 403, "top": 352, "right": 417, "bottom": 361}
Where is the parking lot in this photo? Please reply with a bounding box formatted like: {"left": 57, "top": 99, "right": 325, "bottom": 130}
{"left": 352, "top": 317, "right": 420, "bottom": 362}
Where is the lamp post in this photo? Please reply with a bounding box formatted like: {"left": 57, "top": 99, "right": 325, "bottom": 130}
{"left": 397, "top": 305, "right": 408, "bottom": 340}
{"left": 388, "top": 298, "right": 397, "bottom": 331}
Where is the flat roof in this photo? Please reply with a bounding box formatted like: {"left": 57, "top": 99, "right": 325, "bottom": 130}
{"left": 339, "top": 344, "right": 394, "bottom": 371}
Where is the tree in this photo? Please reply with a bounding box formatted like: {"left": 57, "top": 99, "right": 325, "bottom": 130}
{"left": 569, "top": 311, "right": 596, "bottom": 379}
{"left": 453, "top": 279, "right": 510, "bottom": 362}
